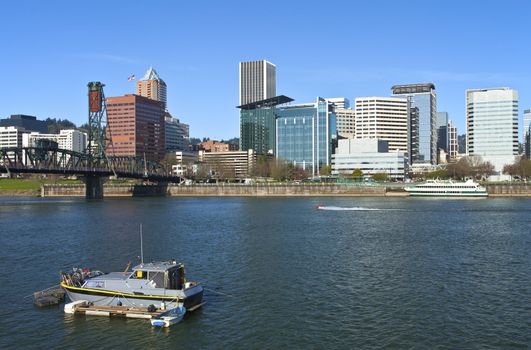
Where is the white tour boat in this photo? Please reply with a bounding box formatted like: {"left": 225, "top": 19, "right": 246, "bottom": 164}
{"left": 405, "top": 179, "right": 488, "bottom": 197}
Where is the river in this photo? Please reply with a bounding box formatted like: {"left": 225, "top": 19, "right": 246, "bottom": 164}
{"left": 0, "top": 196, "right": 529, "bottom": 349}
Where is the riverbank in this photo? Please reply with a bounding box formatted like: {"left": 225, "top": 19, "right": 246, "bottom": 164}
{"left": 34, "top": 183, "right": 531, "bottom": 197}
{"left": 2, "top": 178, "right": 530, "bottom": 197}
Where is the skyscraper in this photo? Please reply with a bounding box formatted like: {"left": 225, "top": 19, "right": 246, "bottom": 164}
{"left": 354, "top": 96, "right": 411, "bottom": 161}
{"left": 448, "top": 120, "right": 458, "bottom": 160}
{"left": 238, "top": 95, "right": 293, "bottom": 155}
{"left": 436, "top": 112, "right": 448, "bottom": 163}
{"left": 523, "top": 109, "right": 531, "bottom": 159}
{"left": 137, "top": 67, "right": 167, "bottom": 110}
{"left": 276, "top": 98, "right": 336, "bottom": 176}
{"left": 392, "top": 83, "right": 437, "bottom": 165}
{"left": 106, "top": 94, "right": 165, "bottom": 161}
{"left": 165, "top": 113, "right": 189, "bottom": 152}
{"left": 466, "top": 88, "right": 518, "bottom": 171}
{"left": 239, "top": 60, "right": 276, "bottom": 105}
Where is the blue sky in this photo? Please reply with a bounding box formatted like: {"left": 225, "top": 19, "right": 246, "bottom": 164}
{"left": 1, "top": 0, "right": 530, "bottom": 140}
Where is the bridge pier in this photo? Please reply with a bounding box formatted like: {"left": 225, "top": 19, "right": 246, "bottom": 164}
{"left": 83, "top": 175, "right": 107, "bottom": 199}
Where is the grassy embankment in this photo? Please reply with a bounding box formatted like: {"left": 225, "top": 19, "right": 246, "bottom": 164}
{"left": 0, "top": 178, "right": 82, "bottom": 196}
{"left": 0, "top": 178, "right": 140, "bottom": 196}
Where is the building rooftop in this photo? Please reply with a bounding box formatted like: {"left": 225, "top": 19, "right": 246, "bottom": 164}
{"left": 237, "top": 95, "right": 294, "bottom": 110}
{"left": 140, "top": 66, "right": 165, "bottom": 83}
{"left": 391, "top": 83, "right": 436, "bottom": 94}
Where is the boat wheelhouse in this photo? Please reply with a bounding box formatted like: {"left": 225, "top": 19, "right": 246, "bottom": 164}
{"left": 405, "top": 179, "right": 488, "bottom": 197}
{"left": 60, "top": 260, "right": 203, "bottom": 310}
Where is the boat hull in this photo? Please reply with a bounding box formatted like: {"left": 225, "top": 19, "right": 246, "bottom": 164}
{"left": 405, "top": 191, "right": 488, "bottom": 197}
{"left": 61, "top": 282, "right": 203, "bottom": 309}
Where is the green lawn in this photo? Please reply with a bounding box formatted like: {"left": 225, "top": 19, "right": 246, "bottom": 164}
{"left": 0, "top": 178, "right": 82, "bottom": 191}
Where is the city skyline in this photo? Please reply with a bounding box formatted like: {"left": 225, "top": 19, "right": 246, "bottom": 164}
{"left": 1, "top": 1, "right": 530, "bottom": 140}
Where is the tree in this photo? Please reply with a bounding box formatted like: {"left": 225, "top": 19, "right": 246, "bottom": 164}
{"left": 446, "top": 155, "right": 495, "bottom": 180}
{"left": 351, "top": 169, "right": 363, "bottom": 178}
{"left": 270, "top": 159, "right": 294, "bottom": 181}
{"left": 425, "top": 169, "right": 449, "bottom": 179}
{"left": 320, "top": 165, "right": 331, "bottom": 176}
{"left": 160, "top": 152, "right": 178, "bottom": 174}
{"left": 252, "top": 155, "right": 272, "bottom": 178}
{"left": 371, "top": 173, "right": 388, "bottom": 182}
{"left": 503, "top": 157, "right": 531, "bottom": 179}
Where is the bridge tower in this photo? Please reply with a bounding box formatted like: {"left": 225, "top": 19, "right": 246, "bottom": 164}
{"left": 86, "top": 82, "right": 108, "bottom": 199}
{"left": 87, "top": 82, "right": 107, "bottom": 160}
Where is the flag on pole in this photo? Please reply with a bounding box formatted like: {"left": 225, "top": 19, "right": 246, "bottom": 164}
{"left": 127, "top": 74, "right": 135, "bottom": 81}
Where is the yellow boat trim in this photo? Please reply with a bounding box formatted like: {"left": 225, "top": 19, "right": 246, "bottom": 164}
{"left": 60, "top": 282, "right": 180, "bottom": 300}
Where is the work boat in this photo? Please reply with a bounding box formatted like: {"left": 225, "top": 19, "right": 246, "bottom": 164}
{"left": 60, "top": 261, "right": 203, "bottom": 310}
{"left": 405, "top": 179, "right": 488, "bottom": 197}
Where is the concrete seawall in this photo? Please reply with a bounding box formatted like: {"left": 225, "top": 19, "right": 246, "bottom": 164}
{"left": 40, "top": 183, "right": 531, "bottom": 197}
{"left": 41, "top": 183, "right": 391, "bottom": 197}
{"left": 485, "top": 184, "right": 531, "bottom": 197}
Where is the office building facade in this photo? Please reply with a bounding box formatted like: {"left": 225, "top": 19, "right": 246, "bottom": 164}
{"left": 335, "top": 108, "right": 356, "bottom": 139}
{"left": 325, "top": 97, "right": 350, "bottom": 110}
{"left": 466, "top": 88, "right": 518, "bottom": 171}
{"left": 198, "top": 149, "right": 256, "bottom": 179}
{"left": 332, "top": 139, "right": 407, "bottom": 180}
{"left": 276, "top": 97, "right": 337, "bottom": 176}
{"left": 22, "top": 129, "right": 87, "bottom": 153}
{"left": 238, "top": 95, "right": 293, "bottom": 155}
{"left": 200, "top": 140, "right": 230, "bottom": 152}
{"left": 165, "top": 114, "right": 189, "bottom": 151}
{"left": 0, "top": 114, "right": 48, "bottom": 133}
{"left": 436, "top": 112, "right": 448, "bottom": 151}
{"left": 448, "top": 120, "right": 458, "bottom": 161}
{"left": 137, "top": 67, "right": 167, "bottom": 110}
{"left": 354, "top": 96, "right": 411, "bottom": 161}
{"left": 0, "top": 126, "right": 26, "bottom": 148}
{"left": 106, "top": 94, "right": 165, "bottom": 162}
{"left": 392, "top": 83, "right": 437, "bottom": 164}
{"left": 524, "top": 109, "right": 531, "bottom": 159}
{"left": 239, "top": 60, "right": 276, "bottom": 105}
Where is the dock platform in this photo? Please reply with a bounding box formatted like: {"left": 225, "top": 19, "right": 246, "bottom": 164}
{"left": 64, "top": 300, "right": 206, "bottom": 324}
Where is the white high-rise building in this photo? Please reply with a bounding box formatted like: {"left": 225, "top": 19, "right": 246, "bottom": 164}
{"left": 466, "top": 88, "right": 518, "bottom": 171}
{"left": 0, "top": 126, "right": 26, "bottom": 148}
{"left": 354, "top": 96, "right": 410, "bottom": 156}
{"left": 22, "top": 129, "right": 87, "bottom": 153}
{"left": 448, "top": 120, "right": 458, "bottom": 160}
{"left": 335, "top": 108, "right": 356, "bottom": 139}
{"left": 239, "top": 60, "right": 276, "bottom": 105}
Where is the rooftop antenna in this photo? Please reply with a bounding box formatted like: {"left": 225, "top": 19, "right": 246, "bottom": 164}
{"left": 140, "top": 223, "right": 144, "bottom": 264}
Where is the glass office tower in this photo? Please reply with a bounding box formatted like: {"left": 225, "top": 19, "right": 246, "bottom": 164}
{"left": 276, "top": 98, "right": 336, "bottom": 176}
{"left": 392, "top": 83, "right": 436, "bottom": 164}
{"left": 523, "top": 109, "right": 530, "bottom": 159}
{"left": 238, "top": 96, "right": 294, "bottom": 155}
{"left": 466, "top": 88, "right": 519, "bottom": 171}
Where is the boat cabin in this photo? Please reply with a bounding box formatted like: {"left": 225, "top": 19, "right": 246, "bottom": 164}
{"left": 129, "top": 261, "right": 186, "bottom": 290}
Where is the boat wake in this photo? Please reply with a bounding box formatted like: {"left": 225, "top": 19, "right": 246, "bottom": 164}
{"left": 315, "top": 205, "right": 384, "bottom": 211}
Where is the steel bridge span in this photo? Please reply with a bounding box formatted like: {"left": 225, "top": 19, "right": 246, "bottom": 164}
{"left": 0, "top": 147, "right": 181, "bottom": 198}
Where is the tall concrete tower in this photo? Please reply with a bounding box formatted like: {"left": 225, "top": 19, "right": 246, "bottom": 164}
{"left": 239, "top": 60, "right": 276, "bottom": 105}
{"left": 137, "top": 67, "right": 167, "bottom": 110}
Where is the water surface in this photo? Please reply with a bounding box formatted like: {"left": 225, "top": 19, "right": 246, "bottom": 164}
{"left": 0, "top": 196, "right": 529, "bottom": 349}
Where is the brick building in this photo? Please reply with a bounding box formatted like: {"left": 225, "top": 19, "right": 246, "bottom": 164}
{"left": 200, "top": 140, "right": 229, "bottom": 152}
{"left": 106, "top": 94, "right": 165, "bottom": 161}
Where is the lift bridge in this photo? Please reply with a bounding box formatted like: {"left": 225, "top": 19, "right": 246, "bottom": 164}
{"left": 0, "top": 82, "right": 180, "bottom": 198}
